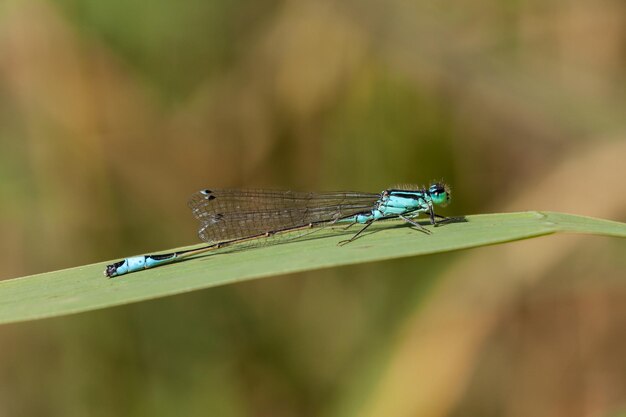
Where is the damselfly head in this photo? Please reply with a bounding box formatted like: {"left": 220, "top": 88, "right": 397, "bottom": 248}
{"left": 428, "top": 182, "right": 451, "bottom": 207}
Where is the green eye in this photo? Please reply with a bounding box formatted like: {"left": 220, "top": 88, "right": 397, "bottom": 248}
{"left": 428, "top": 183, "right": 451, "bottom": 206}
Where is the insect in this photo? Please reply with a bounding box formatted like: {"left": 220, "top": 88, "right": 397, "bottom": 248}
{"left": 104, "top": 182, "right": 451, "bottom": 278}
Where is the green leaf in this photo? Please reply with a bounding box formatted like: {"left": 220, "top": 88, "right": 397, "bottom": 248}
{"left": 1, "top": 211, "right": 624, "bottom": 325}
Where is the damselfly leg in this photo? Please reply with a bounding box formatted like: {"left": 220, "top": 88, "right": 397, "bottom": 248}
{"left": 337, "top": 220, "right": 375, "bottom": 246}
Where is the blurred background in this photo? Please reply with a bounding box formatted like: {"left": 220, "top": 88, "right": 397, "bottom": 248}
{"left": 0, "top": 0, "right": 625, "bottom": 416}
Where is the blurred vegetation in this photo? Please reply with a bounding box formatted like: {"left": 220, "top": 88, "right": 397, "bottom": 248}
{"left": 0, "top": 0, "right": 624, "bottom": 416}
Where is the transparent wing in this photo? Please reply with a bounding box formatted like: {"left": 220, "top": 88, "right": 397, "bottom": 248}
{"left": 188, "top": 189, "right": 380, "bottom": 243}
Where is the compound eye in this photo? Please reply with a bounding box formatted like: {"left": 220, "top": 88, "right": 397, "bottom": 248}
{"left": 429, "top": 183, "right": 450, "bottom": 206}
{"left": 429, "top": 184, "right": 444, "bottom": 195}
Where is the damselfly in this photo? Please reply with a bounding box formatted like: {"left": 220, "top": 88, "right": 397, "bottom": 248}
{"left": 104, "top": 182, "right": 451, "bottom": 278}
